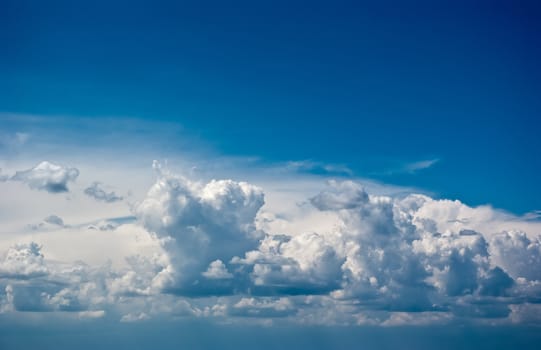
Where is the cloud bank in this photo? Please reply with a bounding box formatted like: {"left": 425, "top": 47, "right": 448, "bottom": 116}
{"left": 1, "top": 162, "right": 540, "bottom": 327}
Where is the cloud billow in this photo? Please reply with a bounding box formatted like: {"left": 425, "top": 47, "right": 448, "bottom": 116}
{"left": 134, "top": 161, "right": 264, "bottom": 293}
{"left": 1, "top": 163, "right": 540, "bottom": 326}
{"left": 11, "top": 161, "right": 79, "bottom": 193}
{"left": 0, "top": 242, "right": 48, "bottom": 279}
{"left": 127, "top": 166, "right": 540, "bottom": 323}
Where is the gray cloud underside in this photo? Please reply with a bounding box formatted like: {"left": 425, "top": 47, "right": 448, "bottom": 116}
{"left": 84, "top": 182, "right": 123, "bottom": 203}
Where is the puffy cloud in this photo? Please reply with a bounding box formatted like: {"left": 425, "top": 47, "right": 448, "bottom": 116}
{"left": 237, "top": 179, "right": 539, "bottom": 320}
{"left": 134, "top": 161, "right": 264, "bottom": 292}
{"left": 108, "top": 254, "right": 169, "bottom": 297}
{"left": 233, "top": 232, "right": 343, "bottom": 295}
{"left": 489, "top": 230, "right": 541, "bottom": 281}
{"left": 2, "top": 165, "right": 541, "bottom": 327}
{"left": 11, "top": 161, "right": 79, "bottom": 193}
{"left": 0, "top": 242, "right": 48, "bottom": 279}
{"left": 4, "top": 279, "right": 99, "bottom": 313}
{"left": 129, "top": 168, "right": 541, "bottom": 323}
{"left": 84, "top": 182, "right": 123, "bottom": 203}
{"left": 0, "top": 257, "right": 111, "bottom": 314}
{"left": 202, "top": 260, "right": 233, "bottom": 279}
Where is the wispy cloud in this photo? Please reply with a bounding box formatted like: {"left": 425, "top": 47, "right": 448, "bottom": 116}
{"left": 377, "top": 158, "right": 440, "bottom": 176}
{"left": 403, "top": 158, "right": 440, "bottom": 173}
{"left": 286, "top": 160, "right": 353, "bottom": 177}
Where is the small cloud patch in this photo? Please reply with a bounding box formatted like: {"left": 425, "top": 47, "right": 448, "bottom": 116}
{"left": 84, "top": 182, "right": 123, "bottom": 203}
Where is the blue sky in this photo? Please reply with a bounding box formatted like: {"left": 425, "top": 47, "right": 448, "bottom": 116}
{"left": 2, "top": 0, "right": 540, "bottom": 213}
{"left": 1, "top": 1, "right": 541, "bottom": 349}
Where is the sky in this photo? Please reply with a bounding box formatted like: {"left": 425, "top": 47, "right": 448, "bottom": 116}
{"left": 1, "top": 1, "right": 541, "bottom": 349}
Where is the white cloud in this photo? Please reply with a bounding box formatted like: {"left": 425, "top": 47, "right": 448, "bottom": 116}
{"left": 0, "top": 242, "right": 48, "bottom": 279}
{"left": 404, "top": 158, "right": 439, "bottom": 173}
{"left": 11, "top": 161, "right": 79, "bottom": 193}
{"left": 202, "top": 260, "right": 233, "bottom": 279}
{"left": 234, "top": 178, "right": 541, "bottom": 320}
{"left": 233, "top": 232, "right": 343, "bottom": 294}
{"left": 489, "top": 230, "right": 541, "bottom": 281}
{"left": 134, "top": 161, "right": 264, "bottom": 292}
{"left": 1, "top": 163, "right": 541, "bottom": 327}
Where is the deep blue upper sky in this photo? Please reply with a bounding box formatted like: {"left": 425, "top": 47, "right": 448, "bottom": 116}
{"left": 1, "top": 0, "right": 540, "bottom": 214}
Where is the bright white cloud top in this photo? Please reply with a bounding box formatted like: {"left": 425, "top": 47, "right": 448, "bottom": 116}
{"left": 1, "top": 158, "right": 540, "bottom": 327}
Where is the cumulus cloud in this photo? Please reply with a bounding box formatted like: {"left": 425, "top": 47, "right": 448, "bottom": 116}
{"left": 129, "top": 167, "right": 541, "bottom": 323}
{"left": 0, "top": 242, "right": 48, "bottom": 279}
{"left": 134, "top": 161, "right": 264, "bottom": 292}
{"left": 11, "top": 161, "right": 79, "bottom": 193}
{"left": 489, "top": 230, "right": 541, "bottom": 281}
{"left": 84, "top": 182, "right": 123, "bottom": 203}
{"left": 2, "top": 164, "right": 541, "bottom": 327}
{"left": 236, "top": 179, "right": 540, "bottom": 320}
{"left": 0, "top": 253, "right": 111, "bottom": 314}
{"left": 232, "top": 232, "right": 343, "bottom": 295}
{"left": 202, "top": 260, "right": 233, "bottom": 279}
